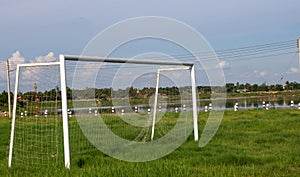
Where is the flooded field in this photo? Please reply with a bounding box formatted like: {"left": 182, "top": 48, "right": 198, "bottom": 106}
{"left": 68, "top": 95, "right": 300, "bottom": 114}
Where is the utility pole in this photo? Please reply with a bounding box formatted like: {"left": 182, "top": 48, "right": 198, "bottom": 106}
{"left": 298, "top": 38, "right": 300, "bottom": 79}
{"left": 6, "top": 59, "right": 11, "bottom": 118}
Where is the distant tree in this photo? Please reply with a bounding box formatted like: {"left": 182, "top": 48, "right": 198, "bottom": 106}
{"left": 285, "top": 81, "right": 292, "bottom": 90}
{"left": 67, "top": 87, "right": 72, "bottom": 99}
{"left": 293, "top": 82, "right": 300, "bottom": 90}
{"left": 268, "top": 85, "right": 274, "bottom": 91}
{"left": 275, "top": 84, "right": 284, "bottom": 91}
{"left": 245, "top": 83, "right": 251, "bottom": 90}
{"left": 258, "top": 83, "right": 268, "bottom": 91}
{"left": 251, "top": 84, "right": 259, "bottom": 92}
{"left": 226, "top": 83, "right": 235, "bottom": 92}
{"left": 0, "top": 91, "right": 8, "bottom": 108}
{"left": 239, "top": 83, "right": 245, "bottom": 90}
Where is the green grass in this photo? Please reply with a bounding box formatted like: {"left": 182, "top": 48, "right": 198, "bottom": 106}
{"left": 1, "top": 109, "right": 300, "bottom": 176}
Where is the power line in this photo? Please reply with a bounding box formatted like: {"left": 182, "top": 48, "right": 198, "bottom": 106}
{"left": 64, "top": 49, "right": 298, "bottom": 71}
{"left": 2, "top": 39, "right": 298, "bottom": 66}
{"left": 64, "top": 39, "right": 297, "bottom": 66}
{"left": 1, "top": 39, "right": 298, "bottom": 71}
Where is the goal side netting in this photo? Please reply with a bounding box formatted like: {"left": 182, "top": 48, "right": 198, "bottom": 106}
{"left": 8, "top": 62, "right": 63, "bottom": 168}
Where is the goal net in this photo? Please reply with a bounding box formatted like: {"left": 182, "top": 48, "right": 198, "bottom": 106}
{"left": 8, "top": 55, "right": 198, "bottom": 168}
{"left": 66, "top": 55, "right": 198, "bottom": 162}
{"left": 8, "top": 62, "right": 63, "bottom": 168}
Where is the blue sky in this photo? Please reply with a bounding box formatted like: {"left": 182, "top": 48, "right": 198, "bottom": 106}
{"left": 0, "top": 0, "right": 300, "bottom": 90}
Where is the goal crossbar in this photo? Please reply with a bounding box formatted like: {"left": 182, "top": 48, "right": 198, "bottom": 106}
{"left": 63, "top": 54, "right": 194, "bottom": 66}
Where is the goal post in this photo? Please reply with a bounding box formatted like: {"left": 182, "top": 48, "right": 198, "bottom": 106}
{"left": 63, "top": 54, "right": 198, "bottom": 142}
{"left": 59, "top": 55, "right": 70, "bottom": 169}
{"left": 9, "top": 54, "right": 198, "bottom": 168}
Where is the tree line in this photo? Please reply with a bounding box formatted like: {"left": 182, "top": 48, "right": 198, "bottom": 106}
{"left": 1, "top": 81, "right": 300, "bottom": 110}
{"left": 225, "top": 81, "right": 300, "bottom": 93}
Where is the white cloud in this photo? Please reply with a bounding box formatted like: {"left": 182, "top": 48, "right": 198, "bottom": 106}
{"left": 0, "top": 51, "right": 26, "bottom": 85}
{"left": 287, "top": 67, "right": 299, "bottom": 74}
{"left": 33, "top": 52, "right": 56, "bottom": 63}
{"left": 2, "top": 51, "right": 25, "bottom": 78}
{"left": 8, "top": 51, "right": 26, "bottom": 67}
{"left": 0, "top": 61, "right": 6, "bottom": 83}
{"left": 253, "top": 70, "right": 267, "bottom": 78}
{"left": 21, "top": 52, "right": 57, "bottom": 81}
{"left": 216, "top": 60, "right": 230, "bottom": 69}
{"left": 0, "top": 51, "right": 58, "bottom": 91}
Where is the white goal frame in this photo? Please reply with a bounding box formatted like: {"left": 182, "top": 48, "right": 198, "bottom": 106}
{"left": 8, "top": 61, "right": 70, "bottom": 168}
{"left": 8, "top": 54, "right": 198, "bottom": 169}
{"left": 63, "top": 54, "right": 198, "bottom": 143}
{"left": 151, "top": 67, "right": 198, "bottom": 141}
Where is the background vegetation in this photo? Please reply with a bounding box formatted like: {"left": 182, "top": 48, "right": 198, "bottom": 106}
{"left": 1, "top": 81, "right": 300, "bottom": 112}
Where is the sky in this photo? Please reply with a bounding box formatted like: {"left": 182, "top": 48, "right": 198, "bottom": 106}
{"left": 0, "top": 0, "right": 300, "bottom": 91}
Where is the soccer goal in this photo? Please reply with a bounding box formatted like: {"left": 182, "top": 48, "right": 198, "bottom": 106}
{"left": 8, "top": 61, "right": 66, "bottom": 168}
{"left": 151, "top": 67, "right": 198, "bottom": 141}
{"left": 8, "top": 54, "right": 198, "bottom": 168}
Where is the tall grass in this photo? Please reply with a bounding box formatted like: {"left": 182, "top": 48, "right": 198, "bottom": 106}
{"left": 1, "top": 109, "right": 300, "bottom": 176}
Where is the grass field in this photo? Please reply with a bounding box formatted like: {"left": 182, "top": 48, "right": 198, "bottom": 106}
{"left": 1, "top": 109, "right": 300, "bottom": 176}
